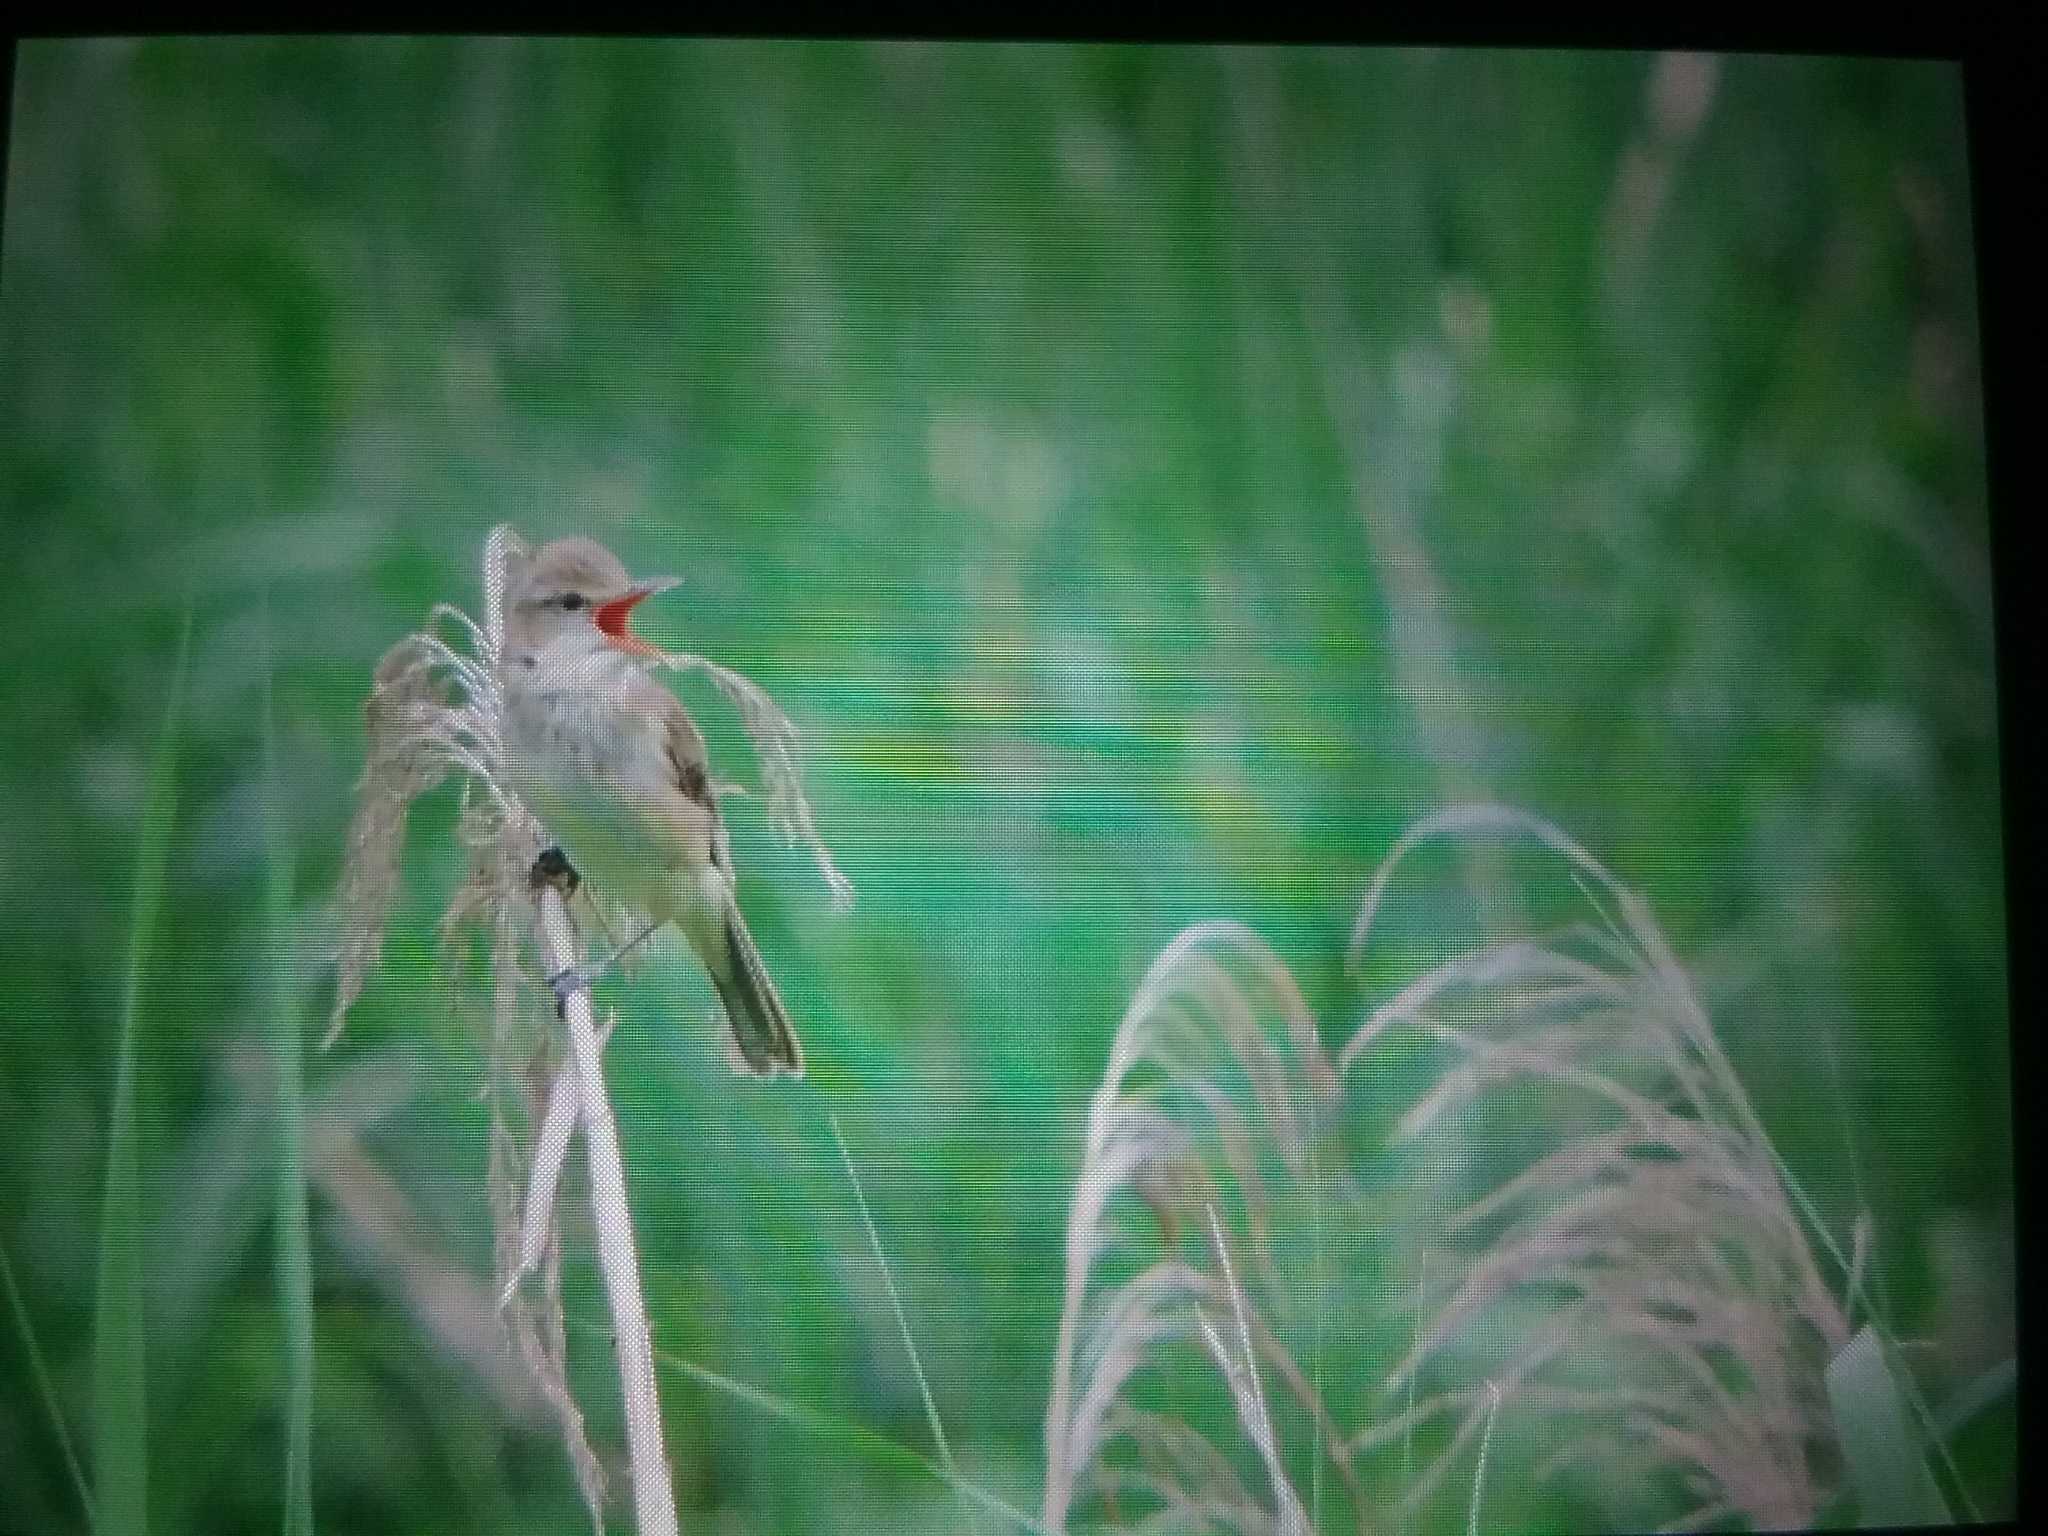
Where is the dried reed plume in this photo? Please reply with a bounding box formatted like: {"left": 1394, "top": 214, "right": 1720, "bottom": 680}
{"left": 328, "top": 524, "right": 849, "bottom": 1535}
{"left": 1045, "top": 805, "right": 1853, "bottom": 1533}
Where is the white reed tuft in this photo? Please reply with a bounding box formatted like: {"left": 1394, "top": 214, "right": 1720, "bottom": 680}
{"left": 1045, "top": 805, "right": 1853, "bottom": 1533}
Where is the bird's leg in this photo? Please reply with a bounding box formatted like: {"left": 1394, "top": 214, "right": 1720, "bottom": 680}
{"left": 546, "top": 918, "right": 665, "bottom": 1018}
{"left": 530, "top": 845, "right": 653, "bottom": 1018}
{"left": 534, "top": 844, "right": 625, "bottom": 952}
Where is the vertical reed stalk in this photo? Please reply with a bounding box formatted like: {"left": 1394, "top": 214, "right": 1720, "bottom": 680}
{"left": 537, "top": 892, "right": 680, "bottom": 1536}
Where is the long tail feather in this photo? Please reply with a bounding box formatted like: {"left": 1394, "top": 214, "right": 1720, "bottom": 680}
{"left": 709, "top": 907, "right": 803, "bottom": 1078}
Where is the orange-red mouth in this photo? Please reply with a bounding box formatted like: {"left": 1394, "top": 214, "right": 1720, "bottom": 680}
{"left": 595, "top": 577, "right": 679, "bottom": 658}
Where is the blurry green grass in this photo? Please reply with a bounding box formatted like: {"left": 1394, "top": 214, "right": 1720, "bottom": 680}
{"left": 1, "top": 1232, "right": 96, "bottom": 1528}
{"left": 262, "top": 609, "right": 318, "bottom": 1536}
{"left": 94, "top": 612, "right": 189, "bottom": 1535}
{"left": 0, "top": 38, "right": 2008, "bottom": 1535}
{"left": 1827, "top": 1325, "right": 1950, "bottom": 1525}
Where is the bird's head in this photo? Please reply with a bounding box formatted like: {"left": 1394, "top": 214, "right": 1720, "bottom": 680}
{"left": 504, "top": 536, "right": 679, "bottom": 669}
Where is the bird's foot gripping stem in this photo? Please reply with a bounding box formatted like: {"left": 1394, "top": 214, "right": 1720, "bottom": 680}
{"left": 533, "top": 849, "right": 590, "bottom": 1018}
{"left": 530, "top": 845, "right": 581, "bottom": 897}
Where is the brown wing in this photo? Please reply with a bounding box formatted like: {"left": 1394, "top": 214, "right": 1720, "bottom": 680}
{"left": 659, "top": 691, "right": 731, "bottom": 872}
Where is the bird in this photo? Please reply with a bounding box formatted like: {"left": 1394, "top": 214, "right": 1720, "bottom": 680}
{"left": 498, "top": 535, "right": 803, "bottom": 1077}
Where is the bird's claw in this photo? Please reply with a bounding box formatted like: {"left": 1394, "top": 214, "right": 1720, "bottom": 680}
{"left": 530, "top": 846, "right": 580, "bottom": 897}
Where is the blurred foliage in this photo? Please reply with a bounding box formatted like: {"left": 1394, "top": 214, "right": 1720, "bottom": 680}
{"left": 0, "top": 38, "right": 2006, "bottom": 1534}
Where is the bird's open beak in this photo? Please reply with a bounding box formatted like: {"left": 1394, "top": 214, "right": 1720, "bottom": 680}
{"left": 594, "top": 576, "right": 681, "bottom": 658}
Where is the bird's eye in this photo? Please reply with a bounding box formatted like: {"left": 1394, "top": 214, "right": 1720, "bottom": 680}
{"left": 559, "top": 593, "right": 587, "bottom": 611}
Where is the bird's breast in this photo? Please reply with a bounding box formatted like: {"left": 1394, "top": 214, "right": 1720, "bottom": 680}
{"left": 501, "top": 674, "right": 682, "bottom": 919}
{"left": 506, "top": 681, "right": 643, "bottom": 783}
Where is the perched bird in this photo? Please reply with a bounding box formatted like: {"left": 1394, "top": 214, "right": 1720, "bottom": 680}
{"left": 499, "top": 536, "right": 802, "bottom": 1076}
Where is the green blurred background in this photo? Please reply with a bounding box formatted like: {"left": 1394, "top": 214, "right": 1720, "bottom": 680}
{"left": 0, "top": 38, "right": 2007, "bottom": 1534}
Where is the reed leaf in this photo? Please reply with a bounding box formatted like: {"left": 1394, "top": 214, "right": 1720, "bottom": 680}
{"left": 94, "top": 610, "right": 191, "bottom": 1535}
